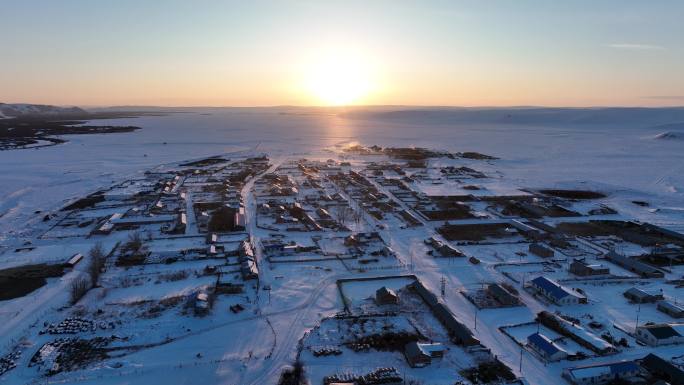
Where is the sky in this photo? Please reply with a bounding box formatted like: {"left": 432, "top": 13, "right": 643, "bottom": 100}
{"left": 1, "top": 0, "right": 683, "bottom": 107}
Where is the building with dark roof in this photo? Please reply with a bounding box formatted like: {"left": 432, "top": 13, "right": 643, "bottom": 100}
{"left": 640, "top": 353, "right": 684, "bottom": 385}
{"left": 529, "top": 243, "right": 554, "bottom": 258}
{"left": 636, "top": 323, "right": 684, "bottom": 346}
{"left": 605, "top": 251, "right": 664, "bottom": 278}
{"left": 409, "top": 281, "right": 479, "bottom": 346}
{"left": 657, "top": 301, "right": 684, "bottom": 319}
{"left": 486, "top": 283, "right": 520, "bottom": 306}
{"left": 569, "top": 259, "right": 610, "bottom": 276}
{"left": 623, "top": 287, "right": 664, "bottom": 303}
{"left": 375, "top": 286, "right": 398, "bottom": 305}
{"left": 403, "top": 341, "right": 445, "bottom": 367}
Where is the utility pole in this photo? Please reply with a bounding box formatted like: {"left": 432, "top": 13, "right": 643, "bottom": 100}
{"left": 635, "top": 303, "right": 641, "bottom": 331}
{"left": 440, "top": 276, "right": 447, "bottom": 298}
{"left": 519, "top": 345, "right": 524, "bottom": 374}
{"left": 474, "top": 308, "right": 478, "bottom": 330}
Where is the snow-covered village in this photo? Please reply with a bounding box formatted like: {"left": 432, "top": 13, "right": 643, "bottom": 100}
{"left": 1, "top": 139, "right": 683, "bottom": 385}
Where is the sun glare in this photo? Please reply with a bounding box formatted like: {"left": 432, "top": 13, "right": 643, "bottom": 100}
{"left": 303, "top": 52, "right": 374, "bottom": 106}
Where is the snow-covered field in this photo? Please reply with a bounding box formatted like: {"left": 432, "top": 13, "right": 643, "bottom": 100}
{"left": 1, "top": 106, "right": 684, "bottom": 385}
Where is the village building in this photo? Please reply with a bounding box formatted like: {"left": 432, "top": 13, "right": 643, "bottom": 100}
{"left": 527, "top": 332, "right": 568, "bottom": 362}
{"left": 530, "top": 276, "right": 586, "bottom": 305}
{"left": 636, "top": 323, "right": 684, "bottom": 346}
{"left": 404, "top": 341, "right": 445, "bottom": 368}
{"left": 562, "top": 361, "right": 641, "bottom": 385}
{"left": 623, "top": 287, "right": 664, "bottom": 303}
{"left": 375, "top": 286, "right": 399, "bottom": 305}
{"left": 529, "top": 243, "right": 554, "bottom": 258}
{"left": 640, "top": 353, "right": 684, "bottom": 385}
{"left": 410, "top": 281, "right": 479, "bottom": 346}
{"left": 657, "top": 301, "right": 684, "bottom": 318}
{"left": 605, "top": 251, "right": 664, "bottom": 278}
{"left": 486, "top": 283, "right": 519, "bottom": 306}
{"left": 569, "top": 259, "right": 610, "bottom": 276}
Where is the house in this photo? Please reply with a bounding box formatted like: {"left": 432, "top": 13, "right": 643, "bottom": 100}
{"left": 404, "top": 341, "right": 445, "bottom": 368}
{"left": 562, "top": 361, "right": 641, "bottom": 385}
{"left": 623, "top": 287, "right": 664, "bottom": 303}
{"left": 376, "top": 286, "right": 399, "bottom": 305}
{"left": 605, "top": 251, "right": 664, "bottom": 278}
{"left": 527, "top": 333, "right": 568, "bottom": 362}
{"left": 529, "top": 243, "right": 554, "bottom": 258}
{"left": 657, "top": 301, "right": 684, "bottom": 318}
{"left": 486, "top": 283, "right": 519, "bottom": 306}
{"left": 530, "top": 276, "right": 586, "bottom": 305}
{"left": 65, "top": 253, "right": 84, "bottom": 267}
{"left": 636, "top": 323, "right": 684, "bottom": 346}
{"left": 569, "top": 259, "right": 610, "bottom": 276}
{"left": 640, "top": 353, "right": 684, "bottom": 385}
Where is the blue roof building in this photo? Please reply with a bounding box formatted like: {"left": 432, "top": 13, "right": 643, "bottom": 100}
{"left": 527, "top": 332, "right": 568, "bottom": 361}
{"left": 530, "top": 276, "right": 585, "bottom": 305}
{"left": 563, "top": 361, "right": 641, "bottom": 385}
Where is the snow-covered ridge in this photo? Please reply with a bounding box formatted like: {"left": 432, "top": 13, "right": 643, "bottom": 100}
{"left": 652, "top": 131, "right": 682, "bottom": 140}
{"left": 0, "top": 103, "right": 87, "bottom": 118}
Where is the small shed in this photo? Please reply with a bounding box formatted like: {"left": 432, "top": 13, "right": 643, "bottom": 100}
{"left": 375, "top": 286, "right": 399, "bottom": 305}
{"left": 66, "top": 253, "right": 84, "bottom": 267}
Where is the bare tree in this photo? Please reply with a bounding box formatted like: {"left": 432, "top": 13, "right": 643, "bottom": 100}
{"left": 335, "top": 205, "right": 352, "bottom": 225}
{"left": 87, "top": 242, "right": 106, "bottom": 286}
{"left": 123, "top": 231, "right": 143, "bottom": 254}
{"left": 70, "top": 277, "right": 91, "bottom": 305}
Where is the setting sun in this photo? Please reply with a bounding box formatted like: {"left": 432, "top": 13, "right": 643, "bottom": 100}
{"left": 303, "top": 52, "right": 375, "bottom": 106}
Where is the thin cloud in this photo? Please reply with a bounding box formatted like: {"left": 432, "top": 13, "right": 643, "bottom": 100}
{"left": 608, "top": 43, "right": 665, "bottom": 50}
{"left": 644, "top": 95, "right": 684, "bottom": 100}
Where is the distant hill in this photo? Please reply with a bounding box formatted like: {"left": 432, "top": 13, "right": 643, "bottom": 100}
{"left": 342, "top": 107, "right": 684, "bottom": 127}
{"left": 0, "top": 103, "right": 87, "bottom": 119}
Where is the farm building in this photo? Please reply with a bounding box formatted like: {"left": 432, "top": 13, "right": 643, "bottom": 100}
{"left": 529, "top": 243, "right": 554, "bottom": 258}
{"left": 410, "top": 281, "right": 479, "bottom": 346}
{"left": 486, "top": 283, "right": 519, "bottom": 306}
{"left": 562, "top": 361, "right": 641, "bottom": 385}
{"left": 569, "top": 259, "right": 609, "bottom": 276}
{"left": 375, "top": 286, "right": 399, "bottom": 305}
{"left": 527, "top": 332, "right": 568, "bottom": 362}
{"left": 657, "top": 301, "right": 684, "bottom": 318}
{"left": 604, "top": 251, "right": 664, "bottom": 278}
{"left": 636, "top": 323, "right": 684, "bottom": 346}
{"left": 530, "top": 276, "right": 586, "bottom": 305}
{"left": 403, "top": 341, "right": 445, "bottom": 368}
{"left": 640, "top": 353, "right": 684, "bottom": 385}
{"left": 623, "top": 287, "right": 664, "bottom": 303}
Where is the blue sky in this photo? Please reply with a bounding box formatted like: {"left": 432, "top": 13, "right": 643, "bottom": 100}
{"left": 1, "top": 0, "right": 682, "bottom": 106}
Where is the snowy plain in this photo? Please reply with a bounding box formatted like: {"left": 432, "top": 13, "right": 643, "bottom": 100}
{"left": 2, "top": 106, "right": 684, "bottom": 244}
